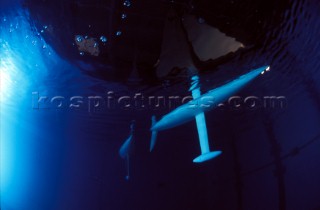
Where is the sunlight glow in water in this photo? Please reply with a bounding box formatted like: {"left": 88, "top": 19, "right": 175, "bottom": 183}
{"left": 0, "top": 57, "right": 17, "bottom": 103}
{"left": 0, "top": 5, "right": 92, "bottom": 208}
{"left": 0, "top": 8, "right": 57, "bottom": 209}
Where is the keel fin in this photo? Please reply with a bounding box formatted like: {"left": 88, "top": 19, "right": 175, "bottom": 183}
{"left": 150, "top": 115, "right": 158, "bottom": 152}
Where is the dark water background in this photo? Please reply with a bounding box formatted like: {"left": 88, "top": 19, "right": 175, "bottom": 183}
{"left": 1, "top": 0, "right": 320, "bottom": 210}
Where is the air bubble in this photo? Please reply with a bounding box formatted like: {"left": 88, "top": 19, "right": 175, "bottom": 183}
{"left": 100, "top": 36, "right": 108, "bottom": 43}
{"left": 76, "top": 35, "right": 83, "bottom": 42}
{"left": 80, "top": 52, "right": 84, "bottom": 56}
{"left": 116, "top": 31, "right": 122, "bottom": 36}
{"left": 121, "top": 13, "right": 127, "bottom": 19}
{"left": 123, "top": 0, "right": 131, "bottom": 7}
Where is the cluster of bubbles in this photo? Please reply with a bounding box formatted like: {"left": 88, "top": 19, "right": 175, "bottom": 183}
{"left": 116, "top": 31, "right": 122, "bottom": 36}
{"left": 74, "top": 35, "right": 100, "bottom": 56}
{"left": 72, "top": 0, "right": 132, "bottom": 56}
{"left": 115, "top": 0, "right": 133, "bottom": 37}
{"left": 121, "top": 13, "right": 127, "bottom": 19}
{"left": 34, "top": 25, "right": 50, "bottom": 53}
{"left": 123, "top": 0, "right": 131, "bottom": 7}
{"left": 1, "top": 15, "right": 52, "bottom": 57}
{"left": 76, "top": 35, "right": 83, "bottom": 43}
{"left": 5, "top": 22, "right": 20, "bottom": 33}
{"left": 40, "top": 25, "right": 47, "bottom": 33}
{"left": 100, "top": 36, "right": 107, "bottom": 43}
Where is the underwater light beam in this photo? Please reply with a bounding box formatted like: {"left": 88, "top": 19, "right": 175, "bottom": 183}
{"left": 0, "top": 58, "right": 15, "bottom": 103}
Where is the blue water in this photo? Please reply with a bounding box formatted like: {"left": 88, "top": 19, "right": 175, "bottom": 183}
{"left": 1, "top": 0, "right": 320, "bottom": 210}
